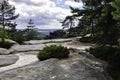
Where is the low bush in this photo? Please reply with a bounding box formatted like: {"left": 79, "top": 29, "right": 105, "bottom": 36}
{"left": 0, "top": 38, "right": 15, "bottom": 49}
{"left": 86, "top": 46, "right": 116, "bottom": 61}
{"left": 86, "top": 45, "right": 120, "bottom": 80}
{"left": 0, "top": 42, "right": 13, "bottom": 49}
{"left": 37, "top": 45, "right": 70, "bottom": 61}
{"left": 79, "top": 37, "right": 93, "bottom": 43}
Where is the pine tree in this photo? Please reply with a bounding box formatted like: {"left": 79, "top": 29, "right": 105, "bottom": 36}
{"left": 112, "top": 0, "right": 120, "bottom": 20}
{"left": 0, "top": 0, "right": 19, "bottom": 43}
{"left": 26, "top": 19, "right": 36, "bottom": 40}
{"left": 63, "top": 0, "right": 118, "bottom": 45}
{"left": 27, "top": 19, "right": 35, "bottom": 30}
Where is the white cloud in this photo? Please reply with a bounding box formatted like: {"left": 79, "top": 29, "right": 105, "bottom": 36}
{"left": 37, "top": 20, "right": 62, "bottom": 29}
{"left": 8, "top": 0, "right": 72, "bottom": 29}
{"left": 65, "top": 0, "right": 83, "bottom": 8}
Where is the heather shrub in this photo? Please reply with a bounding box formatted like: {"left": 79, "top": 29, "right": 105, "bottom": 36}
{"left": 37, "top": 45, "right": 70, "bottom": 61}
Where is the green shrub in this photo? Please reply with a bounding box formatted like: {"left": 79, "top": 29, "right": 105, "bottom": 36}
{"left": 117, "top": 38, "right": 120, "bottom": 46}
{"left": 86, "top": 45, "right": 120, "bottom": 80}
{"left": 37, "top": 45, "right": 70, "bottom": 61}
{"left": 0, "top": 38, "right": 15, "bottom": 49}
{"left": 0, "top": 42, "right": 13, "bottom": 49}
{"left": 86, "top": 45, "right": 116, "bottom": 61}
{"left": 79, "top": 37, "right": 93, "bottom": 43}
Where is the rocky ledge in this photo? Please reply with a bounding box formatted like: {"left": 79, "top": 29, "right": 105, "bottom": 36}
{"left": 0, "top": 38, "right": 110, "bottom": 80}
{"left": 0, "top": 50, "right": 108, "bottom": 80}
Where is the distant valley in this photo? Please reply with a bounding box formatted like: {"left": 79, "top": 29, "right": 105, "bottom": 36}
{"left": 36, "top": 29, "right": 60, "bottom": 35}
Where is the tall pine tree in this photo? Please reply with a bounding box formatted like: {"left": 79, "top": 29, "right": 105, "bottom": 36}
{"left": 25, "top": 19, "right": 36, "bottom": 40}
{"left": 63, "top": 0, "right": 118, "bottom": 45}
{"left": 0, "top": 0, "right": 19, "bottom": 43}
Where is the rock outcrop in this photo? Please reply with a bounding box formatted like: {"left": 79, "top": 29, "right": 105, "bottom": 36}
{"left": 24, "top": 38, "right": 72, "bottom": 45}
{"left": 0, "top": 38, "right": 110, "bottom": 80}
{"left": 0, "top": 50, "right": 108, "bottom": 80}
{"left": 11, "top": 43, "right": 60, "bottom": 52}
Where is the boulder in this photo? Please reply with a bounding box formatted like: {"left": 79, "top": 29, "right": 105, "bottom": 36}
{"left": 0, "top": 55, "right": 18, "bottom": 67}
{"left": 0, "top": 48, "right": 10, "bottom": 55}
{"left": 0, "top": 48, "right": 16, "bottom": 55}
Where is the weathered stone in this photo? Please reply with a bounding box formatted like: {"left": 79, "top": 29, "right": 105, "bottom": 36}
{"left": 24, "top": 39, "right": 53, "bottom": 45}
{"left": 0, "top": 48, "right": 16, "bottom": 55}
{"left": 17, "top": 51, "right": 39, "bottom": 55}
{"left": 0, "top": 54, "right": 38, "bottom": 73}
{"left": 0, "top": 38, "right": 110, "bottom": 80}
{"left": 0, "top": 55, "right": 18, "bottom": 67}
{"left": 62, "top": 41, "right": 92, "bottom": 51}
{"left": 24, "top": 38, "right": 72, "bottom": 45}
{"left": 11, "top": 43, "right": 60, "bottom": 52}
{"left": 0, "top": 48, "right": 10, "bottom": 55}
{"left": 11, "top": 44, "right": 46, "bottom": 52}
{"left": 0, "top": 55, "right": 108, "bottom": 80}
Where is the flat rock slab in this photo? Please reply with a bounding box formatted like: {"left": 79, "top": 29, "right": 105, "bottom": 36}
{"left": 24, "top": 40, "right": 53, "bottom": 44}
{"left": 0, "top": 54, "right": 38, "bottom": 73}
{"left": 0, "top": 57, "right": 107, "bottom": 80}
{"left": 62, "top": 41, "right": 92, "bottom": 51}
{"left": 17, "top": 51, "right": 39, "bottom": 55}
{"left": 24, "top": 38, "right": 72, "bottom": 45}
{"left": 11, "top": 44, "right": 46, "bottom": 52}
{"left": 11, "top": 43, "right": 60, "bottom": 52}
{"left": 0, "top": 55, "right": 18, "bottom": 67}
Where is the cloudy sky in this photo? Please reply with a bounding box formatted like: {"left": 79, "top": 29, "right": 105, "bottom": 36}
{"left": 8, "top": 0, "right": 83, "bottom": 29}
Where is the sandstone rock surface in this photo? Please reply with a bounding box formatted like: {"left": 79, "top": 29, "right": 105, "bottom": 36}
{"left": 0, "top": 48, "right": 10, "bottom": 55}
{"left": 0, "top": 55, "right": 18, "bottom": 67}
{"left": 11, "top": 44, "right": 46, "bottom": 52}
{"left": 24, "top": 38, "right": 72, "bottom": 45}
{"left": 0, "top": 53, "right": 108, "bottom": 80}
{"left": 11, "top": 43, "right": 60, "bottom": 52}
{"left": 0, "top": 38, "right": 109, "bottom": 80}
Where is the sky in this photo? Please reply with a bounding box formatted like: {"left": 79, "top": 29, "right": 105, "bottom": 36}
{"left": 8, "top": 0, "right": 83, "bottom": 29}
